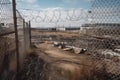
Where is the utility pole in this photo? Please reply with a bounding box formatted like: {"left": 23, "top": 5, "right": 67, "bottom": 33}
{"left": 12, "top": 0, "right": 20, "bottom": 79}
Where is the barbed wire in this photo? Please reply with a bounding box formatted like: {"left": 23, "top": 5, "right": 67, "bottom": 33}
{"left": 18, "top": 8, "right": 88, "bottom": 23}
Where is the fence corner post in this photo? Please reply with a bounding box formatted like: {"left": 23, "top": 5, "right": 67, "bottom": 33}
{"left": 12, "top": 0, "right": 20, "bottom": 79}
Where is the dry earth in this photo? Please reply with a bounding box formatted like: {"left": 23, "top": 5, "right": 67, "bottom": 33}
{"left": 20, "top": 30, "right": 120, "bottom": 80}
{"left": 32, "top": 43, "right": 111, "bottom": 80}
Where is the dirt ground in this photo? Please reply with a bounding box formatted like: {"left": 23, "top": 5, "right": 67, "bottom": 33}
{"left": 31, "top": 30, "right": 79, "bottom": 37}
{"left": 20, "top": 30, "right": 120, "bottom": 80}
{"left": 26, "top": 42, "right": 111, "bottom": 80}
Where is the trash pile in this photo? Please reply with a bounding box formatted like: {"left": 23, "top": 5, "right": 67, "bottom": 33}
{"left": 53, "top": 39, "right": 120, "bottom": 63}
{"left": 53, "top": 41, "right": 87, "bottom": 54}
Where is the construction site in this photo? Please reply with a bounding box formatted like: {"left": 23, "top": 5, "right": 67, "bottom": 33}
{"left": 0, "top": 0, "right": 120, "bottom": 80}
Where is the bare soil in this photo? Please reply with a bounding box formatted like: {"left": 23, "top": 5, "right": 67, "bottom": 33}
{"left": 21, "top": 43, "right": 111, "bottom": 80}
{"left": 20, "top": 30, "right": 120, "bottom": 80}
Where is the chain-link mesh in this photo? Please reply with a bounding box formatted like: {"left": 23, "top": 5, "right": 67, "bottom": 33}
{"left": 27, "top": 0, "right": 120, "bottom": 80}
{"left": 77, "top": 0, "right": 120, "bottom": 80}
{"left": 0, "top": 35, "right": 17, "bottom": 80}
{"left": 11, "top": 0, "right": 120, "bottom": 80}
{"left": 0, "top": 0, "right": 14, "bottom": 35}
{"left": 0, "top": 0, "right": 31, "bottom": 79}
{"left": 0, "top": 0, "right": 17, "bottom": 79}
{"left": 16, "top": 10, "right": 31, "bottom": 67}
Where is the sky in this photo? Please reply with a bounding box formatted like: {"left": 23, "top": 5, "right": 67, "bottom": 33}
{"left": 1, "top": 0, "right": 120, "bottom": 28}
{"left": 15, "top": 0, "right": 92, "bottom": 28}
{"left": 17, "top": 0, "right": 91, "bottom": 9}
{"left": 15, "top": 0, "right": 120, "bottom": 28}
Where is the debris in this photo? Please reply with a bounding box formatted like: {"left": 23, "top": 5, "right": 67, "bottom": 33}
{"left": 60, "top": 42, "right": 66, "bottom": 49}
{"left": 73, "top": 47, "right": 87, "bottom": 54}
{"left": 101, "top": 50, "right": 120, "bottom": 59}
{"left": 54, "top": 42, "right": 66, "bottom": 49}
{"left": 114, "top": 49, "right": 120, "bottom": 53}
{"left": 53, "top": 42, "right": 60, "bottom": 47}
{"left": 58, "top": 45, "right": 62, "bottom": 49}
{"left": 63, "top": 47, "right": 73, "bottom": 51}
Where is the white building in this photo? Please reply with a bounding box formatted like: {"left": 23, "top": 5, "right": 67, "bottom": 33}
{"left": 56, "top": 27, "right": 66, "bottom": 31}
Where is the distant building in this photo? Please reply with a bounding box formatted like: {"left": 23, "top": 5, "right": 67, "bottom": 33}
{"left": 81, "top": 23, "right": 120, "bottom": 28}
{"left": 56, "top": 27, "right": 66, "bottom": 31}
{"left": 66, "top": 27, "right": 80, "bottom": 31}
{"left": 80, "top": 23, "right": 120, "bottom": 36}
{"left": 49, "top": 28, "right": 56, "bottom": 31}
{"left": 56, "top": 27, "right": 80, "bottom": 31}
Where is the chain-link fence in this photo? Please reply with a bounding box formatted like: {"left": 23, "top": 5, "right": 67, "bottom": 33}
{"left": 0, "top": 0, "right": 16, "bottom": 79}
{"left": 16, "top": 10, "right": 31, "bottom": 68}
{"left": 77, "top": 0, "right": 120, "bottom": 80}
{"left": 5, "top": 0, "right": 119, "bottom": 80}
{"left": 0, "top": 0, "right": 14, "bottom": 35}
{"left": 0, "top": 0, "right": 31, "bottom": 80}
{"left": 26, "top": 0, "right": 120, "bottom": 80}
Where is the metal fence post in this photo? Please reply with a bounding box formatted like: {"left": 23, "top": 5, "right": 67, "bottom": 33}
{"left": 29, "top": 21, "right": 32, "bottom": 46}
{"left": 12, "top": 0, "right": 20, "bottom": 78}
{"left": 23, "top": 19, "right": 27, "bottom": 57}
